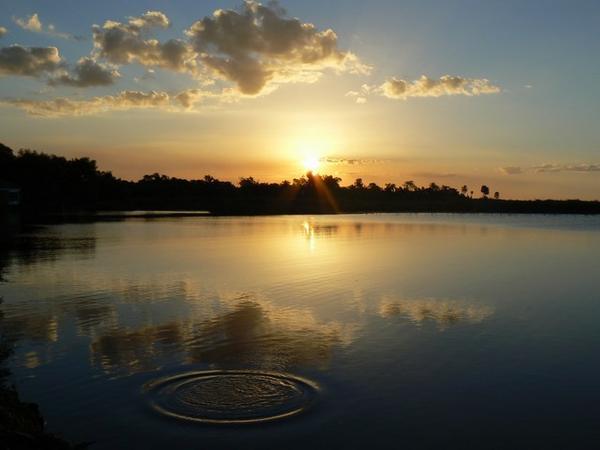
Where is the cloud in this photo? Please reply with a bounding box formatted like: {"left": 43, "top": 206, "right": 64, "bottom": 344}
{"left": 14, "top": 13, "right": 82, "bottom": 40}
{"left": 380, "top": 75, "right": 500, "bottom": 99}
{"left": 379, "top": 298, "right": 494, "bottom": 329}
{"left": 0, "top": 45, "right": 64, "bottom": 77}
{"left": 500, "top": 164, "right": 600, "bottom": 174}
{"left": 3, "top": 90, "right": 171, "bottom": 117}
{"left": 9, "top": 3, "right": 366, "bottom": 98}
{"left": 0, "top": 27, "right": 8, "bottom": 38}
{"left": 15, "top": 13, "right": 42, "bottom": 32}
{"left": 1, "top": 89, "right": 220, "bottom": 117}
{"left": 174, "top": 88, "right": 211, "bottom": 109}
{"left": 126, "top": 11, "right": 170, "bottom": 30}
{"left": 345, "top": 84, "right": 375, "bottom": 104}
{"left": 185, "top": 1, "right": 369, "bottom": 95}
{"left": 92, "top": 11, "right": 197, "bottom": 73}
{"left": 49, "top": 57, "right": 120, "bottom": 87}
{"left": 533, "top": 163, "right": 600, "bottom": 173}
{"left": 349, "top": 76, "right": 500, "bottom": 102}
{"left": 500, "top": 166, "right": 524, "bottom": 175}
{"left": 321, "top": 156, "right": 383, "bottom": 165}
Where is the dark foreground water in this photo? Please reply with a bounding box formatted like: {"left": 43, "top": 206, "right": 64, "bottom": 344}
{"left": 1, "top": 214, "right": 600, "bottom": 449}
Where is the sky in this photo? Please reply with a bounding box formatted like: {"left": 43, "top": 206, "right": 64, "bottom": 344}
{"left": 0, "top": 0, "right": 599, "bottom": 199}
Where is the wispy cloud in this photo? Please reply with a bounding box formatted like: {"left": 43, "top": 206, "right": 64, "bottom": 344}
{"left": 13, "top": 13, "right": 84, "bottom": 41}
{"left": 499, "top": 166, "right": 524, "bottom": 175}
{"left": 321, "top": 156, "right": 384, "bottom": 165}
{"left": 2, "top": 89, "right": 218, "bottom": 117}
{"left": 500, "top": 164, "right": 600, "bottom": 175}
{"left": 347, "top": 75, "right": 500, "bottom": 103}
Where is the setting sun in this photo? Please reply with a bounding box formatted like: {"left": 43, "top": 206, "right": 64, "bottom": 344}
{"left": 302, "top": 154, "right": 321, "bottom": 173}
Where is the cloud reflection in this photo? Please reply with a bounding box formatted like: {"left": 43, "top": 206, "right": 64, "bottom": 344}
{"left": 379, "top": 298, "right": 494, "bottom": 329}
{"left": 86, "top": 296, "right": 356, "bottom": 376}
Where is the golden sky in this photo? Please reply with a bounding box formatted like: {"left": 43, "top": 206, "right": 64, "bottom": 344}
{"left": 1, "top": 1, "right": 599, "bottom": 199}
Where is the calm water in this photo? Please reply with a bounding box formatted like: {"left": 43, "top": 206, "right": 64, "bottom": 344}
{"left": 1, "top": 214, "right": 600, "bottom": 449}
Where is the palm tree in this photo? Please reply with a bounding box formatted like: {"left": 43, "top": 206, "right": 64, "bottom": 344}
{"left": 494, "top": 191, "right": 500, "bottom": 199}
{"left": 461, "top": 185, "right": 468, "bottom": 196}
{"left": 480, "top": 185, "right": 490, "bottom": 198}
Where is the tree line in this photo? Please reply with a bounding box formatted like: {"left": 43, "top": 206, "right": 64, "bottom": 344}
{"left": 1, "top": 143, "right": 599, "bottom": 215}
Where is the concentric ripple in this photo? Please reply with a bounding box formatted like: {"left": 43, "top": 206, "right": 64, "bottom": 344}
{"left": 144, "top": 371, "right": 319, "bottom": 424}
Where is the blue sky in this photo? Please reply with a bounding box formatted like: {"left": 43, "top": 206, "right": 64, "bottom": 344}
{"left": 0, "top": 0, "right": 599, "bottom": 198}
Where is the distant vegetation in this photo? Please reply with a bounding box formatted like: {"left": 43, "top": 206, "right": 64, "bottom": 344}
{"left": 1, "top": 143, "right": 599, "bottom": 215}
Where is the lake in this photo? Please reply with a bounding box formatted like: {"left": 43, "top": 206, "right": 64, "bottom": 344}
{"left": 1, "top": 213, "right": 600, "bottom": 449}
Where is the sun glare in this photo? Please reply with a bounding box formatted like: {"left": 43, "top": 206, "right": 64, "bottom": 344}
{"left": 302, "top": 154, "right": 321, "bottom": 173}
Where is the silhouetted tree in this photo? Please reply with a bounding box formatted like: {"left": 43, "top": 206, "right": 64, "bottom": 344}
{"left": 352, "top": 178, "right": 365, "bottom": 190}
{"left": 494, "top": 191, "right": 500, "bottom": 200}
{"left": 2, "top": 144, "right": 598, "bottom": 215}
{"left": 403, "top": 180, "right": 417, "bottom": 192}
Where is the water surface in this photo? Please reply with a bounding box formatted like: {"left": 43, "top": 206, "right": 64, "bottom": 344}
{"left": 1, "top": 214, "right": 599, "bottom": 449}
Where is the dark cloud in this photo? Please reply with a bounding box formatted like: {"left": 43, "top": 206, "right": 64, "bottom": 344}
{"left": 0, "top": 44, "right": 63, "bottom": 77}
{"left": 49, "top": 57, "right": 120, "bottom": 87}
{"left": 92, "top": 11, "right": 196, "bottom": 73}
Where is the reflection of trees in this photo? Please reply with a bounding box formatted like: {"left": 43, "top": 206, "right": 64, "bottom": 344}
{"left": 0, "top": 227, "right": 96, "bottom": 281}
{"left": 379, "top": 298, "right": 494, "bottom": 330}
{"left": 2, "top": 314, "right": 59, "bottom": 343}
{"left": 0, "top": 299, "right": 80, "bottom": 448}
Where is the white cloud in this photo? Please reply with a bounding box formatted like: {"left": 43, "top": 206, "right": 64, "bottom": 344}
{"left": 185, "top": 1, "right": 369, "bottom": 95}
{"left": 0, "top": 27, "right": 8, "bottom": 38}
{"left": 14, "top": 13, "right": 80, "bottom": 40}
{"left": 15, "top": 13, "right": 42, "bottom": 32}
